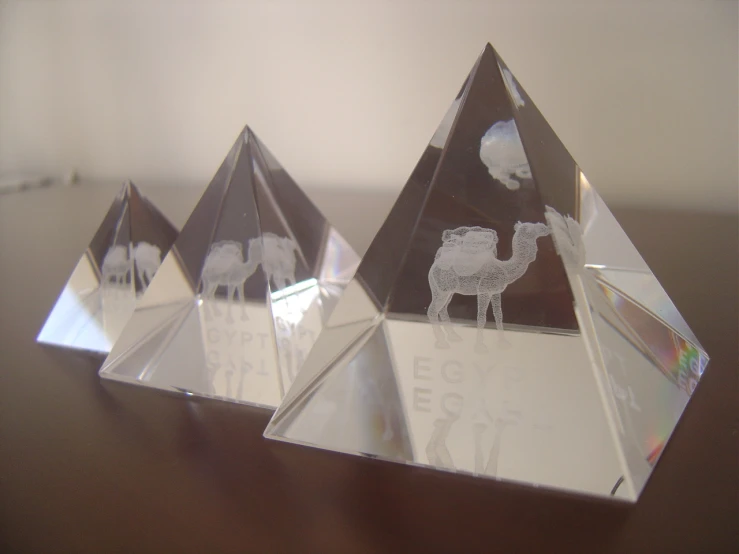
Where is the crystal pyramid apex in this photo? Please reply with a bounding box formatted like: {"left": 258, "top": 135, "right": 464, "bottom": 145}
{"left": 124, "top": 179, "right": 145, "bottom": 205}
{"left": 243, "top": 124, "right": 258, "bottom": 141}
{"left": 236, "top": 124, "right": 265, "bottom": 152}
{"left": 119, "top": 179, "right": 144, "bottom": 201}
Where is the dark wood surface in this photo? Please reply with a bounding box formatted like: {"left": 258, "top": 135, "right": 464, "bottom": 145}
{"left": 1, "top": 184, "right": 737, "bottom": 553}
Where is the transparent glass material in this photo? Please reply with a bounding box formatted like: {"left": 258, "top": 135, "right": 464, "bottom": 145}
{"left": 264, "top": 44, "right": 708, "bottom": 501}
{"left": 37, "top": 182, "right": 178, "bottom": 353}
{"left": 98, "top": 127, "right": 360, "bottom": 410}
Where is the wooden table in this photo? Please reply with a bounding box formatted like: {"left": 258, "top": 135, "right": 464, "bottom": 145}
{"left": 1, "top": 184, "right": 736, "bottom": 553}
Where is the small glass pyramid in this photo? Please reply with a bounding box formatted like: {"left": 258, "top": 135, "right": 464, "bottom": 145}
{"left": 98, "top": 126, "right": 360, "bottom": 410}
{"left": 37, "top": 181, "right": 178, "bottom": 354}
{"left": 264, "top": 44, "right": 709, "bottom": 501}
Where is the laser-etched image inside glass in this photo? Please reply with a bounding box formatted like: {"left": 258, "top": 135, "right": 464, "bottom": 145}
{"left": 98, "top": 127, "right": 359, "bottom": 409}
{"left": 264, "top": 44, "right": 709, "bottom": 501}
{"left": 37, "top": 182, "right": 178, "bottom": 354}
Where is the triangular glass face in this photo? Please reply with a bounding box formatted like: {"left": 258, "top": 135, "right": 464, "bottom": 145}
{"left": 264, "top": 44, "right": 709, "bottom": 501}
{"left": 98, "top": 127, "right": 360, "bottom": 410}
{"left": 37, "top": 182, "right": 179, "bottom": 354}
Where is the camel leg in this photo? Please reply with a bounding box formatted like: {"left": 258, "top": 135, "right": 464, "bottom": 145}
{"left": 428, "top": 289, "right": 453, "bottom": 349}
{"left": 279, "top": 337, "right": 294, "bottom": 383}
{"left": 202, "top": 285, "right": 213, "bottom": 321}
{"left": 490, "top": 293, "right": 511, "bottom": 348}
{"left": 439, "top": 294, "right": 462, "bottom": 342}
{"left": 490, "top": 293, "right": 503, "bottom": 331}
{"left": 202, "top": 283, "right": 221, "bottom": 319}
{"left": 206, "top": 284, "right": 221, "bottom": 319}
{"left": 236, "top": 283, "right": 248, "bottom": 321}
{"left": 475, "top": 291, "right": 493, "bottom": 354}
{"left": 473, "top": 422, "right": 488, "bottom": 475}
{"left": 235, "top": 366, "right": 247, "bottom": 400}
{"left": 226, "top": 285, "right": 235, "bottom": 324}
{"left": 224, "top": 369, "right": 234, "bottom": 398}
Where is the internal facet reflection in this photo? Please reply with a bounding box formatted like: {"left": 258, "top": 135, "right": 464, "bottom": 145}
{"left": 99, "top": 127, "right": 359, "bottom": 409}
{"left": 37, "top": 182, "right": 178, "bottom": 354}
{"left": 264, "top": 44, "right": 708, "bottom": 501}
{"left": 272, "top": 319, "right": 624, "bottom": 497}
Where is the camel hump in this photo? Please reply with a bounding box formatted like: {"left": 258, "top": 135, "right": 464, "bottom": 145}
{"left": 260, "top": 234, "right": 296, "bottom": 264}
{"left": 441, "top": 226, "right": 497, "bottom": 245}
{"left": 460, "top": 230, "right": 497, "bottom": 253}
{"left": 435, "top": 227, "right": 498, "bottom": 275}
{"left": 134, "top": 242, "right": 160, "bottom": 260}
{"left": 102, "top": 245, "right": 130, "bottom": 267}
{"left": 204, "top": 241, "right": 244, "bottom": 272}
{"left": 211, "top": 241, "right": 243, "bottom": 256}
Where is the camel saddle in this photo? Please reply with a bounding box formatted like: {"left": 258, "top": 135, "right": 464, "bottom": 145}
{"left": 436, "top": 230, "right": 497, "bottom": 277}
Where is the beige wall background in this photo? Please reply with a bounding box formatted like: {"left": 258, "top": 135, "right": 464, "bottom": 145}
{"left": 0, "top": 0, "right": 737, "bottom": 212}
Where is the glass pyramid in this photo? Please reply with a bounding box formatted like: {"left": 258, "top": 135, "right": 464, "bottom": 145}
{"left": 98, "top": 126, "right": 360, "bottom": 410}
{"left": 264, "top": 44, "right": 709, "bottom": 501}
{"left": 37, "top": 181, "right": 179, "bottom": 354}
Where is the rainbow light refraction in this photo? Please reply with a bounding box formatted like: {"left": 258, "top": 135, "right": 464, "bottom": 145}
{"left": 598, "top": 281, "right": 708, "bottom": 397}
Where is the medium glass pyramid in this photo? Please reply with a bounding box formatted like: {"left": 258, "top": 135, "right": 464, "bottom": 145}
{"left": 37, "top": 181, "right": 179, "bottom": 354}
{"left": 264, "top": 44, "right": 709, "bottom": 501}
{"left": 98, "top": 126, "right": 360, "bottom": 410}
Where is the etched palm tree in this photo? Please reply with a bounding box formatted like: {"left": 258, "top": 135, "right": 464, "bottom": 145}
{"left": 426, "top": 397, "right": 464, "bottom": 469}
{"left": 133, "top": 242, "right": 162, "bottom": 292}
{"left": 426, "top": 415, "right": 458, "bottom": 469}
{"left": 473, "top": 402, "right": 522, "bottom": 477}
{"left": 544, "top": 206, "right": 585, "bottom": 271}
{"left": 427, "top": 221, "right": 551, "bottom": 353}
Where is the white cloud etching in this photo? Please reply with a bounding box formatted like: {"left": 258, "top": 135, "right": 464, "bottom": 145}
{"left": 479, "top": 120, "right": 531, "bottom": 191}
{"left": 502, "top": 67, "right": 525, "bottom": 108}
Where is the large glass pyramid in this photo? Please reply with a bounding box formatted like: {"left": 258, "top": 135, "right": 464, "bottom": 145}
{"left": 37, "top": 181, "right": 178, "bottom": 354}
{"left": 264, "top": 44, "right": 709, "bottom": 501}
{"left": 99, "top": 127, "right": 360, "bottom": 410}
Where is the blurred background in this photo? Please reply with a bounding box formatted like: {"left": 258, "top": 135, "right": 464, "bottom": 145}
{"left": 0, "top": 0, "right": 737, "bottom": 213}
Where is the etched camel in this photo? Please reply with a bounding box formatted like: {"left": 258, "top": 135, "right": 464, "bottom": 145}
{"left": 101, "top": 245, "right": 131, "bottom": 286}
{"left": 201, "top": 240, "right": 259, "bottom": 322}
{"left": 133, "top": 242, "right": 162, "bottom": 291}
{"left": 427, "top": 221, "right": 551, "bottom": 352}
{"left": 201, "top": 234, "right": 298, "bottom": 322}
{"left": 260, "top": 233, "right": 299, "bottom": 291}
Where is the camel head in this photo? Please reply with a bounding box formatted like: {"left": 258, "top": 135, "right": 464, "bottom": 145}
{"left": 513, "top": 221, "right": 551, "bottom": 239}
{"left": 281, "top": 236, "right": 299, "bottom": 254}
